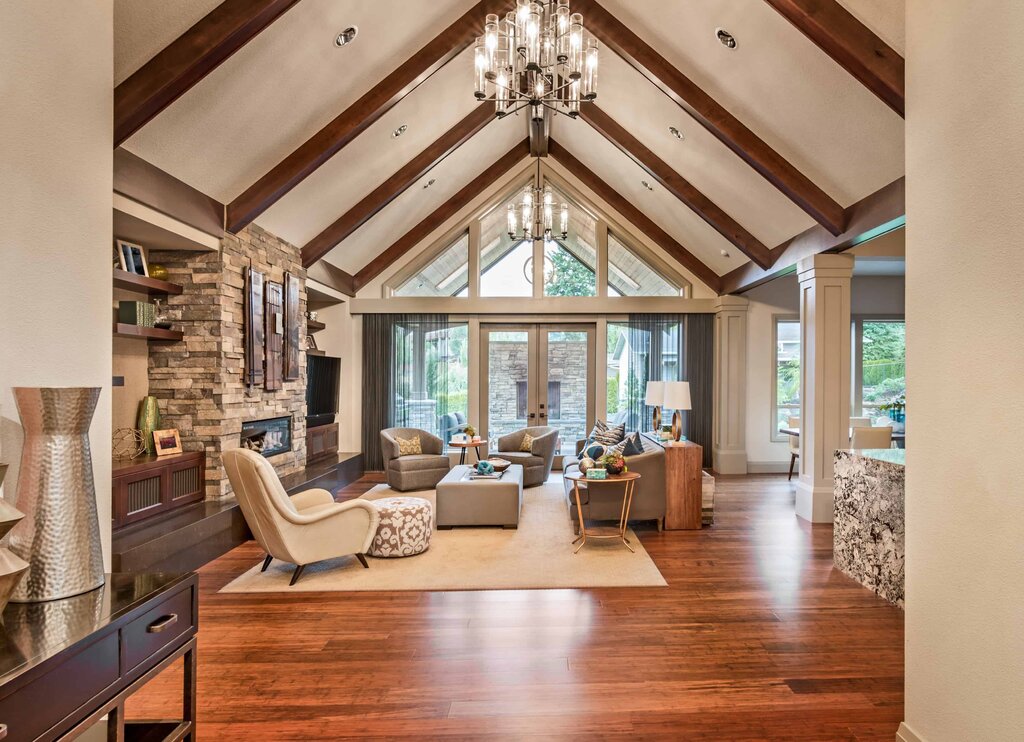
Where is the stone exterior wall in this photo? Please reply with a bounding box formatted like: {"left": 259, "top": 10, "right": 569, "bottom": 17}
{"left": 149, "top": 224, "right": 307, "bottom": 500}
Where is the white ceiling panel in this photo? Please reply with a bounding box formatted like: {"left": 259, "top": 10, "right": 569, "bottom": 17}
{"left": 322, "top": 112, "right": 525, "bottom": 274}
{"left": 559, "top": 122, "right": 746, "bottom": 276}
{"left": 836, "top": 0, "right": 906, "bottom": 56}
{"left": 256, "top": 47, "right": 480, "bottom": 247}
{"left": 597, "top": 49, "right": 815, "bottom": 248}
{"left": 599, "top": 0, "right": 904, "bottom": 206}
{"left": 121, "top": 0, "right": 474, "bottom": 200}
{"left": 114, "top": 0, "right": 224, "bottom": 85}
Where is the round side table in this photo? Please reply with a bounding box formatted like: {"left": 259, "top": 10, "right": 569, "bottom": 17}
{"left": 449, "top": 440, "right": 486, "bottom": 465}
{"left": 564, "top": 470, "right": 642, "bottom": 554}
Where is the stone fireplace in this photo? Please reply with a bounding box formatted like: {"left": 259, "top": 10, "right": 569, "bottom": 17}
{"left": 148, "top": 224, "right": 307, "bottom": 500}
{"left": 241, "top": 415, "right": 293, "bottom": 458}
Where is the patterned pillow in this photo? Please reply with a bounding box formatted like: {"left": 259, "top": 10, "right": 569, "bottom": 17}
{"left": 395, "top": 434, "right": 422, "bottom": 456}
{"left": 520, "top": 432, "right": 535, "bottom": 452}
{"left": 584, "top": 442, "right": 606, "bottom": 460}
{"left": 604, "top": 440, "right": 628, "bottom": 457}
{"left": 621, "top": 432, "right": 646, "bottom": 457}
{"left": 589, "top": 419, "right": 626, "bottom": 446}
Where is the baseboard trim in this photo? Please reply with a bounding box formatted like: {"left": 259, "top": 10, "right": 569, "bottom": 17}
{"left": 747, "top": 460, "right": 791, "bottom": 474}
{"left": 896, "top": 722, "right": 924, "bottom": 742}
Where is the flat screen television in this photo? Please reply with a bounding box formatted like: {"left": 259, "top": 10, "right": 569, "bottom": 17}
{"left": 306, "top": 354, "right": 340, "bottom": 428}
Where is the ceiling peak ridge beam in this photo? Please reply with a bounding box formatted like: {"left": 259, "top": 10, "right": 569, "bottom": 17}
{"left": 721, "top": 175, "right": 904, "bottom": 294}
{"left": 226, "top": 0, "right": 513, "bottom": 233}
{"left": 548, "top": 139, "right": 722, "bottom": 294}
{"left": 114, "top": 0, "right": 301, "bottom": 146}
{"left": 580, "top": 105, "right": 773, "bottom": 270}
{"left": 300, "top": 104, "right": 495, "bottom": 269}
{"left": 353, "top": 140, "right": 531, "bottom": 291}
{"left": 764, "top": 0, "right": 904, "bottom": 117}
{"left": 529, "top": 107, "right": 552, "bottom": 157}
{"left": 570, "top": 0, "right": 846, "bottom": 237}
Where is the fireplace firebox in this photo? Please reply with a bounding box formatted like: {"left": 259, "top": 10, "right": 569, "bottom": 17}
{"left": 241, "top": 416, "right": 292, "bottom": 457}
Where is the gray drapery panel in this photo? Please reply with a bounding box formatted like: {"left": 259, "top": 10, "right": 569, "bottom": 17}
{"left": 683, "top": 314, "right": 714, "bottom": 468}
{"left": 627, "top": 314, "right": 684, "bottom": 433}
{"left": 361, "top": 314, "right": 450, "bottom": 471}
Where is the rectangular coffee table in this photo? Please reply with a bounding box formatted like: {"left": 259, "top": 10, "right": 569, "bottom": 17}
{"left": 436, "top": 464, "right": 524, "bottom": 529}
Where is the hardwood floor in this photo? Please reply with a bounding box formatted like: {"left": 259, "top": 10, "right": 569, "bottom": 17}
{"left": 126, "top": 474, "right": 904, "bottom": 740}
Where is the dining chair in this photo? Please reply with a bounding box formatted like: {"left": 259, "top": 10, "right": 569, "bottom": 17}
{"left": 849, "top": 416, "right": 872, "bottom": 429}
{"left": 851, "top": 426, "right": 893, "bottom": 449}
{"left": 787, "top": 416, "right": 801, "bottom": 481}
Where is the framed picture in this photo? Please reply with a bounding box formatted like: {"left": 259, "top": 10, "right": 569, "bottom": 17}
{"left": 153, "top": 428, "right": 183, "bottom": 457}
{"left": 116, "top": 239, "right": 148, "bottom": 276}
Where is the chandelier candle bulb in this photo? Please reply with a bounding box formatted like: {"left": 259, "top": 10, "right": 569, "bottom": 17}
{"left": 569, "top": 14, "right": 584, "bottom": 78}
{"left": 583, "top": 37, "right": 599, "bottom": 99}
{"left": 474, "top": 38, "right": 488, "bottom": 99}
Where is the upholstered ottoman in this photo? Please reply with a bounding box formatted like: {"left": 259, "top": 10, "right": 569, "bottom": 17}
{"left": 436, "top": 464, "right": 524, "bottom": 529}
{"left": 368, "top": 496, "right": 432, "bottom": 558}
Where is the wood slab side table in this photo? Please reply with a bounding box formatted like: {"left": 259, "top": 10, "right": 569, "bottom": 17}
{"left": 664, "top": 441, "right": 703, "bottom": 530}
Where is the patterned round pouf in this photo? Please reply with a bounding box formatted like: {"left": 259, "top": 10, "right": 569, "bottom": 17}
{"left": 368, "top": 496, "right": 432, "bottom": 558}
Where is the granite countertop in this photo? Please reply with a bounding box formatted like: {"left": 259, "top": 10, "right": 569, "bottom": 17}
{"left": 839, "top": 448, "right": 905, "bottom": 466}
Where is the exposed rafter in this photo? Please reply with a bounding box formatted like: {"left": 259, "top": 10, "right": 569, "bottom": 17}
{"left": 580, "top": 105, "right": 773, "bottom": 270}
{"left": 114, "top": 0, "right": 300, "bottom": 146}
{"left": 300, "top": 105, "right": 494, "bottom": 268}
{"left": 306, "top": 261, "right": 356, "bottom": 297}
{"left": 227, "top": 0, "right": 512, "bottom": 233}
{"left": 548, "top": 140, "right": 721, "bottom": 294}
{"left": 571, "top": 0, "right": 846, "bottom": 237}
{"left": 529, "top": 107, "right": 552, "bottom": 158}
{"left": 353, "top": 140, "right": 531, "bottom": 290}
{"left": 764, "top": 0, "right": 904, "bottom": 117}
{"left": 721, "top": 176, "right": 904, "bottom": 294}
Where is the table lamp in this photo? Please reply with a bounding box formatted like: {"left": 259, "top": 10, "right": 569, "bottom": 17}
{"left": 663, "top": 381, "right": 692, "bottom": 442}
{"left": 645, "top": 380, "right": 665, "bottom": 432}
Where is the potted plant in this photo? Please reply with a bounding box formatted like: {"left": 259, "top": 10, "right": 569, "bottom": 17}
{"left": 464, "top": 424, "right": 478, "bottom": 441}
{"left": 601, "top": 452, "right": 627, "bottom": 476}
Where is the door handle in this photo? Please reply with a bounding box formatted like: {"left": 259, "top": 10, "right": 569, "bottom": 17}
{"left": 529, "top": 412, "right": 536, "bottom": 419}
{"left": 539, "top": 412, "right": 547, "bottom": 419}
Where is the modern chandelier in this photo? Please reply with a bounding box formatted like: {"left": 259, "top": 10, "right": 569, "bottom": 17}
{"left": 507, "top": 158, "right": 569, "bottom": 242}
{"left": 474, "top": 0, "right": 599, "bottom": 120}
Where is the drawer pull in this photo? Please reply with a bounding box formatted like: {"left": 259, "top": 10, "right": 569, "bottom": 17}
{"left": 146, "top": 614, "right": 178, "bottom": 633}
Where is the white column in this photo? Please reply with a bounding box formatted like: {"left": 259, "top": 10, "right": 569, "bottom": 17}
{"left": 713, "top": 295, "right": 749, "bottom": 474}
{"left": 795, "top": 253, "right": 853, "bottom": 522}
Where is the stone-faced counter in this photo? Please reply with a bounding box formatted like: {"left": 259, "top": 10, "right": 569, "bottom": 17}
{"left": 833, "top": 449, "right": 905, "bottom": 607}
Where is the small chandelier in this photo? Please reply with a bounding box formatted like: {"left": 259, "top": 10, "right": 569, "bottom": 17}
{"left": 474, "top": 0, "right": 598, "bottom": 121}
{"left": 507, "top": 159, "right": 569, "bottom": 242}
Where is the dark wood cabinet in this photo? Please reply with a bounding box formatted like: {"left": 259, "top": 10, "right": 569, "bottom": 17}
{"left": 0, "top": 572, "right": 198, "bottom": 741}
{"left": 306, "top": 423, "right": 339, "bottom": 463}
{"left": 113, "top": 452, "right": 205, "bottom": 529}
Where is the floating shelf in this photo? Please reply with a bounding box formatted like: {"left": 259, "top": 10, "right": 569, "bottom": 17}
{"left": 113, "top": 322, "right": 183, "bottom": 342}
{"left": 306, "top": 349, "right": 326, "bottom": 356}
{"left": 306, "top": 319, "right": 327, "bottom": 332}
{"left": 114, "top": 268, "right": 183, "bottom": 296}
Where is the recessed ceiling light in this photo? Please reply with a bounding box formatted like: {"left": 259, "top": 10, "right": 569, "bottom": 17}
{"left": 422, "top": 178, "right": 436, "bottom": 189}
{"left": 720, "top": 249, "right": 731, "bottom": 258}
{"left": 334, "top": 26, "right": 358, "bottom": 47}
{"left": 391, "top": 124, "right": 408, "bottom": 139}
{"left": 641, "top": 180, "right": 654, "bottom": 191}
{"left": 716, "top": 28, "right": 737, "bottom": 49}
{"left": 668, "top": 126, "right": 684, "bottom": 140}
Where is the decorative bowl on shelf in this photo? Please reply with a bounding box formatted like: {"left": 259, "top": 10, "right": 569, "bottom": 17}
{"left": 487, "top": 458, "right": 511, "bottom": 472}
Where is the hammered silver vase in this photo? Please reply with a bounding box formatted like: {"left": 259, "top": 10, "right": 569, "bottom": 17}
{"left": 9, "top": 387, "right": 105, "bottom": 603}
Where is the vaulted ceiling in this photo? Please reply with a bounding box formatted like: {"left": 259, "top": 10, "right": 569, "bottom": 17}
{"left": 114, "top": 0, "right": 905, "bottom": 295}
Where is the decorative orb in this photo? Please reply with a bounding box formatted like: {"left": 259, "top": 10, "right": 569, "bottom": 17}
{"left": 112, "top": 428, "right": 146, "bottom": 459}
{"left": 579, "top": 457, "right": 595, "bottom": 473}
{"left": 149, "top": 264, "right": 169, "bottom": 281}
{"left": 476, "top": 460, "right": 495, "bottom": 475}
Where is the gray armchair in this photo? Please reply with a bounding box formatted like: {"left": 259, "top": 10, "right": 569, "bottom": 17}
{"left": 496, "top": 426, "right": 558, "bottom": 487}
{"left": 380, "top": 427, "right": 450, "bottom": 492}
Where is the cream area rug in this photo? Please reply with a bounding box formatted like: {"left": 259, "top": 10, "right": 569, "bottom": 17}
{"left": 220, "top": 477, "right": 666, "bottom": 593}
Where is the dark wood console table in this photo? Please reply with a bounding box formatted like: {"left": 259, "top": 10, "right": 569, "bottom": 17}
{"left": 0, "top": 572, "right": 198, "bottom": 741}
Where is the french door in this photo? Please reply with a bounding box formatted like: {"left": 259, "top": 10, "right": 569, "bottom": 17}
{"left": 480, "top": 324, "right": 596, "bottom": 457}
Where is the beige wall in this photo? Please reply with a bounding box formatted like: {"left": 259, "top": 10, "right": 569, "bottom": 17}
{"left": 0, "top": 2, "right": 114, "bottom": 563}
{"left": 744, "top": 271, "right": 905, "bottom": 469}
{"left": 904, "top": 3, "right": 1024, "bottom": 740}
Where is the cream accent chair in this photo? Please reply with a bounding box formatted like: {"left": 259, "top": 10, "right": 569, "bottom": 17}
{"left": 851, "top": 426, "right": 893, "bottom": 449}
{"left": 787, "top": 416, "right": 801, "bottom": 481}
{"left": 223, "top": 448, "right": 380, "bottom": 586}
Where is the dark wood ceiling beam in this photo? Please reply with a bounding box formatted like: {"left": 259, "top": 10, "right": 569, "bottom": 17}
{"left": 580, "top": 105, "right": 773, "bottom": 270}
{"left": 301, "top": 105, "right": 494, "bottom": 268}
{"left": 548, "top": 140, "right": 722, "bottom": 294}
{"left": 571, "top": 0, "right": 846, "bottom": 237}
{"left": 114, "top": 0, "right": 300, "bottom": 146}
{"left": 721, "top": 176, "right": 904, "bottom": 294}
{"left": 354, "top": 140, "right": 531, "bottom": 290}
{"left": 764, "top": 0, "right": 904, "bottom": 116}
{"left": 529, "top": 108, "right": 551, "bottom": 157}
{"left": 306, "top": 261, "right": 356, "bottom": 297}
{"left": 227, "top": 0, "right": 512, "bottom": 233}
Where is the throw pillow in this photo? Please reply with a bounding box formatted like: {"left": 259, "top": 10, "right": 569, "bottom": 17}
{"left": 622, "top": 432, "right": 646, "bottom": 457}
{"left": 605, "top": 440, "right": 628, "bottom": 457}
{"left": 395, "top": 435, "right": 422, "bottom": 456}
{"left": 589, "top": 419, "right": 626, "bottom": 446}
{"left": 584, "top": 442, "right": 606, "bottom": 460}
{"left": 520, "top": 432, "right": 535, "bottom": 452}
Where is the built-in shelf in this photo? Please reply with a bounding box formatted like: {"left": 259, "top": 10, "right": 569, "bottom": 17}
{"left": 113, "top": 268, "right": 183, "bottom": 296}
{"left": 113, "top": 322, "right": 183, "bottom": 342}
{"left": 306, "top": 319, "right": 326, "bottom": 332}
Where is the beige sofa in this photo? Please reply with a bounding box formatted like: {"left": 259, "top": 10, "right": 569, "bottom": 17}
{"left": 495, "top": 426, "right": 558, "bottom": 487}
{"left": 380, "top": 427, "right": 450, "bottom": 492}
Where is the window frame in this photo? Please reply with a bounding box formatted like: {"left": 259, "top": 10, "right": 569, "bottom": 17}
{"left": 851, "top": 314, "right": 906, "bottom": 418}
{"left": 771, "top": 314, "right": 801, "bottom": 443}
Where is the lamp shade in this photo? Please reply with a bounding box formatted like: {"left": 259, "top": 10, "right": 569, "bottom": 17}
{"left": 663, "top": 381, "right": 691, "bottom": 411}
{"left": 644, "top": 380, "right": 665, "bottom": 406}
